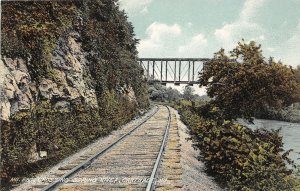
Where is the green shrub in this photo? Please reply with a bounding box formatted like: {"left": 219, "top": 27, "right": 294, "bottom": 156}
{"left": 176, "top": 101, "right": 300, "bottom": 191}
{"left": 1, "top": 91, "right": 138, "bottom": 188}
{"left": 255, "top": 106, "right": 300, "bottom": 123}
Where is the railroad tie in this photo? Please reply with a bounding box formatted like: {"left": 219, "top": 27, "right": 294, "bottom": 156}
{"left": 155, "top": 113, "right": 183, "bottom": 191}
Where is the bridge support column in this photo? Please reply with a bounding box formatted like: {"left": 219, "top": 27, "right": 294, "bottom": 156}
{"left": 174, "top": 61, "right": 176, "bottom": 84}
{"left": 152, "top": 61, "right": 155, "bottom": 81}
{"left": 188, "top": 61, "right": 190, "bottom": 83}
{"left": 160, "top": 61, "right": 163, "bottom": 83}
{"left": 192, "top": 61, "right": 195, "bottom": 82}
{"left": 147, "top": 60, "right": 150, "bottom": 80}
{"left": 165, "top": 61, "right": 168, "bottom": 82}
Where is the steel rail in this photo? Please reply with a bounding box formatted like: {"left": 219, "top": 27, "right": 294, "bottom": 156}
{"left": 146, "top": 106, "right": 171, "bottom": 191}
{"left": 41, "top": 106, "right": 160, "bottom": 191}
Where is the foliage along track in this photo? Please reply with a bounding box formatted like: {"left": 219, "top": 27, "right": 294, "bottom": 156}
{"left": 12, "top": 105, "right": 184, "bottom": 191}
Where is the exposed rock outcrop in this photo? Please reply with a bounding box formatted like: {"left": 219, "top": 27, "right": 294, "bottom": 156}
{"left": 0, "top": 31, "right": 99, "bottom": 121}
{"left": 1, "top": 1, "right": 149, "bottom": 185}
{"left": 0, "top": 29, "right": 142, "bottom": 121}
{"left": 45, "top": 31, "right": 98, "bottom": 107}
{"left": 0, "top": 57, "right": 36, "bottom": 121}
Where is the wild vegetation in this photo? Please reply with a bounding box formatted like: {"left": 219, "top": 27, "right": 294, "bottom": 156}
{"left": 255, "top": 104, "right": 300, "bottom": 123}
{"left": 148, "top": 82, "right": 206, "bottom": 103}
{"left": 199, "top": 41, "right": 300, "bottom": 121}
{"left": 175, "top": 101, "right": 300, "bottom": 190}
{"left": 174, "top": 41, "right": 300, "bottom": 190}
{"left": 148, "top": 83, "right": 181, "bottom": 102}
{"left": 1, "top": 0, "right": 148, "bottom": 188}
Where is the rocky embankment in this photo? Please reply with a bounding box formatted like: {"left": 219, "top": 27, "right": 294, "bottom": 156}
{"left": 1, "top": 1, "right": 149, "bottom": 187}
{"left": 0, "top": 31, "right": 99, "bottom": 121}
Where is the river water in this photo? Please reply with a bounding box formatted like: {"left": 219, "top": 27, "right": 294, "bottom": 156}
{"left": 239, "top": 119, "right": 300, "bottom": 167}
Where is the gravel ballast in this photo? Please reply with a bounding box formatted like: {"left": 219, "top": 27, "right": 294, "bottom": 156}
{"left": 171, "top": 108, "right": 222, "bottom": 191}
{"left": 11, "top": 106, "right": 222, "bottom": 191}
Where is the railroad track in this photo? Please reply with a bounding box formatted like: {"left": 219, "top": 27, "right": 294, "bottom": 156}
{"left": 19, "top": 105, "right": 180, "bottom": 191}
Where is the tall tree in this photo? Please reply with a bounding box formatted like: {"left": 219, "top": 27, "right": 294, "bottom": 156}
{"left": 199, "top": 41, "right": 300, "bottom": 120}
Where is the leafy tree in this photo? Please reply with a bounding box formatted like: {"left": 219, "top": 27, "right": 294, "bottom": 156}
{"left": 294, "top": 65, "right": 300, "bottom": 83}
{"left": 148, "top": 83, "right": 181, "bottom": 102}
{"left": 199, "top": 41, "right": 300, "bottom": 121}
{"left": 182, "top": 85, "right": 195, "bottom": 101}
{"left": 148, "top": 83, "right": 167, "bottom": 101}
{"left": 165, "top": 87, "right": 180, "bottom": 102}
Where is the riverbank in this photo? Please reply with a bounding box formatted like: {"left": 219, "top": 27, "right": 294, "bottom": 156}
{"left": 173, "top": 100, "right": 300, "bottom": 190}
{"left": 239, "top": 118, "right": 300, "bottom": 167}
{"left": 256, "top": 108, "right": 300, "bottom": 123}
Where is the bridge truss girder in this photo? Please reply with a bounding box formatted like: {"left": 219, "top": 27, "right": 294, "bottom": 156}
{"left": 138, "top": 58, "right": 209, "bottom": 85}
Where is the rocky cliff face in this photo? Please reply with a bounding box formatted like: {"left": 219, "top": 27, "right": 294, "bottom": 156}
{"left": 1, "top": 2, "right": 148, "bottom": 184}
{"left": 0, "top": 31, "right": 101, "bottom": 121}
{"left": 0, "top": 57, "right": 35, "bottom": 121}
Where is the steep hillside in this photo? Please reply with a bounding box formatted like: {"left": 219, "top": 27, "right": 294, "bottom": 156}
{"left": 0, "top": 0, "right": 149, "bottom": 186}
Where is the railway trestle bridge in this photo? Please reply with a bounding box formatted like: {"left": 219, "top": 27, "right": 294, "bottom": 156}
{"left": 138, "top": 58, "right": 210, "bottom": 85}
